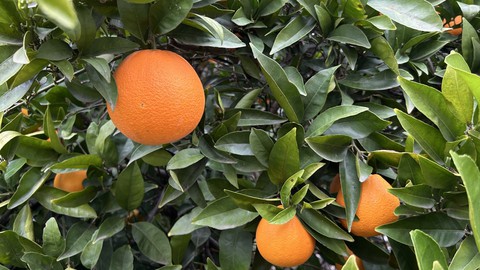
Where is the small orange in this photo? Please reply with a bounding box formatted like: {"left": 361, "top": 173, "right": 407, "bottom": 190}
{"left": 336, "top": 174, "right": 400, "bottom": 237}
{"left": 443, "top": 15, "right": 462, "bottom": 36}
{"left": 53, "top": 170, "right": 87, "bottom": 192}
{"left": 255, "top": 207, "right": 316, "bottom": 267}
{"left": 107, "top": 50, "right": 205, "bottom": 145}
{"left": 335, "top": 249, "right": 365, "bottom": 270}
{"left": 21, "top": 108, "right": 29, "bottom": 117}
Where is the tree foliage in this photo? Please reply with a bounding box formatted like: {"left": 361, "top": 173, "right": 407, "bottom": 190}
{"left": 1, "top": 0, "right": 480, "bottom": 269}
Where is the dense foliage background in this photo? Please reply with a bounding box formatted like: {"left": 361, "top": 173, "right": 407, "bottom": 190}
{"left": 1, "top": 0, "right": 480, "bottom": 269}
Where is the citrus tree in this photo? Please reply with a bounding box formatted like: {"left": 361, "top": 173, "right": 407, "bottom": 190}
{"left": 1, "top": 0, "right": 480, "bottom": 269}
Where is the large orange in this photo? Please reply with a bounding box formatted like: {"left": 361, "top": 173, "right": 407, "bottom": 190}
{"left": 107, "top": 50, "right": 205, "bottom": 145}
{"left": 336, "top": 174, "right": 400, "bottom": 237}
{"left": 53, "top": 170, "right": 87, "bottom": 192}
{"left": 255, "top": 208, "right": 316, "bottom": 267}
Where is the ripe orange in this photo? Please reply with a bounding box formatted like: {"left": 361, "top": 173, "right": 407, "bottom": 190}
{"left": 255, "top": 208, "right": 316, "bottom": 267}
{"left": 53, "top": 170, "right": 87, "bottom": 192}
{"left": 443, "top": 15, "right": 462, "bottom": 36}
{"left": 336, "top": 174, "right": 400, "bottom": 237}
{"left": 107, "top": 50, "right": 205, "bottom": 145}
{"left": 330, "top": 173, "right": 341, "bottom": 193}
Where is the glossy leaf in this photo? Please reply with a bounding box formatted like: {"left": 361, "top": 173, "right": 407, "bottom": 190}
{"left": 80, "top": 231, "right": 104, "bottom": 269}
{"left": 167, "top": 149, "right": 205, "bottom": 170}
{"left": 215, "top": 131, "right": 253, "bottom": 156}
{"left": 115, "top": 162, "right": 144, "bottom": 211}
{"left": 270, "top": 16, "right": 316, "bottom": 54}
{"left": 21, "top": 252, "right": 62, "bottom": 270}
{"left": 268, "top": 128, "right": 300, "bottom": 185}
{"left": 132, "top": 222, "right": 172, "bottom": 265}
{"left": 371, "top": 36, "right": 399, "bottom": 74}
{"left": 36, "top": 0, "right": 80, "bottom": 39}
{"left": 51, "top": 186, "right": 98, "bottom": 207}
{"left": 298, "top": 208, "right": 354, "bottom": 241}
{"left": 250, "top": 43, "right": 304, "bottom": 122}
{"left": 249, "top": 128, "right": 274, "bottom": 167}
{"left": 42, "top": 218, "right": 65, "bottom": 258}
{"left": 410, "top": 230, "right": 448, "bottom": 270}
{"left": 303, "top": 66, "right": 339, "bottom": 121}
{"left": 58, "top": 222, "right": 96, "bottom": 260}
{"left": 13, "top": 204, "right": 34, "bottom": 241}
{"left": 34, "top": 186, "right": 97, "bottom": 218}
{"left": 376, "top": 212, "right": 465, "bottom": 247}
{"left": 225, "top": 190, "right": 279, "bottom": 212}
{"left": 451, "top": 152, "right": 480, "bottom": 251}
{"left": 117, "top": 0, "right": 149, "bottom": 41}
{"left": 8, "top": 168, "right": 50, "bottom": 209}
{"left": 449, "top": 236, "right": 480, "bottom": 270}
{"left": 306, "top": 105, "right": 368, "bottom": 137}
{"left": 367, "top": 0, "right": 443, "bottom": 32}
{"left": 442, "top": 66, "right": 473, "bottom": 125}
{"left": 150, "top": 0, "right": 193, "bottom": 35}
{"left": 388, "top": 184, "right": 435, "bottom": 208}
{"left": 306, "top": 135, "right": 352, "bottom": 162}
{"left": 94, "top": 216, "right": 125, "bottom": 243}
{"left": 168, "top": 207, "right": 204, "bottom": 236}
{"left": 327, "top": 24, "right": 371, "bottom": 48}
{"left": 109, "top": 245, "right": 134, "bottom": 270}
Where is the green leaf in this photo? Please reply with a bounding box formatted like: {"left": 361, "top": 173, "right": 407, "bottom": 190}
{"left": 168, "top": 207, "right": 204, "bottom": 236}
{"left": 451, "top": 152, "right": 480, "bottom": 251}
{"left": 257, "top": 0, "right": 288, "bottom": 16}
{"left": 226, "top": 108, "right": 287, "bottom": 126}
{"left": 199, "top": 135, "right": 236, "bottom": 164}
{"left": 410, "top": 230, "right": 448, "bottom": 270}
{"left": 225, "top": 190, "right": 279, "bottom": 212}
{"left": 339, "top": 69, "right": 400, "bottom": 91}
{"left": 249, "top": 128, "right": 274, "bottom": 167}
{"left": 36, "top": 0, "right": 80, "bottom": 39}
{"left": 388, "top": 184, "right": 435, "bottom": 208}
{"left": 443, "top": 53, "right": 474, "bottom": 124}
{"left": 0, "top": 231, "right": 31, "bottom": 267}
{"left": 117, "top": 0, "right": 149, "bottom": 41}
{"left": 150, "top": 0, "right": 193, "bottom": 35}
{"left": 167, "top": 149, "right": 205, "bottom": 170}
{"left": 327, "top": 24, "right": 371, "bottom": 49}
{"left": 398, "top": 76, "right": 465, "bottom": 141}
{"left": 306, "top": 105, "right": 368, "bottom": 137}
{"left": 367, "top": 0, "right": 443, "bottom": 32}
{"left": 376, "top": 212, "right": 465, "bottom": 247}
{"left": 86, "top": 64, "right": 118, "bottom": 109}
{"left": 3, "top": 157, "right": 26, "bottom": 180}
{"left": 84, "top": 37, "right": 139, "bottom": 57}
{"left": 365, "top": 15, "right": 396, "bottom": 30}
{"left": 36, "top": 39, "right": 72, "bottom": 61}
{"left": 82, "top": 57, "right": 111, "bottom": 83}
{"left": 43, "top": 106, "right": 67, "bottom": 154}
{"left": 418, "top": 155, "right": 459, "bottom": 189}
{"left": 51, "top": 186, "right": 98, "bottom": 207}
{"left": 49, "top": 154, "right": 102, "bottom": 173}
{"left": 280, "top": 170, "right": 304, "bottom": 207}
{"left": 370, "top": 36, "right": 399, "bottom": 74}
{"left": 461, "top": 19, "right": 480, "bottom": 69}
{"left": 8, "top": 168, "right": 50, "bottom": 209}
{"left": 0, "top": 76, "right": 29, "bottom": 111}
{"left": 192, "top": 197, "right": 259, "bottom": 230}
{"left": 339, "top": 151, "right": 361, "bottom": 231}
{"left": 58, "top": 222, "right": 95, "bottom": 260}
{"left": 449, "top": 236, "right": 480, "bottom": 270}
{"left": 80, "top": 231, "right": 104, "bottom": 269}
{"left": 21, "top": 252, "right": 62, "bottom": 270}
{"left": 132, "top": 222, "right": 172, "bottom": 265}
{"left": 250, "top": 43, "right": 304, "bottom": 123}
{"left": 325, "top": 111, "right": 391, "bottom": 139}
{"left": 13, "top": 204, "right": 34, "bottom": 241}
{"left": 42, "top": 217, "right": 65, "bottom": 258}
{"left": 315, "top": 4, "right": 333, "bottom": 35}
{"left": 186, "top": 14, "right": 224, "bottom": 42}
{"left": 298, "top": 208, "right": 354, "bottom": 241}
{"left": 34, "top": 186, "right": 97, "bottom": 218}
{"left": 219, "top": 229, "right": 252, "bottom": 270}
{"left": 115, "top": 162, "right": 144, "bottom": 211}
{"left": 109, "top": 245, "right": 134, "bottom": 270}
{"left": 303, "top": 66, "right": 339, "bottom": 121}
{"left": 94, "top": 216, "right": 125, "bottom": 243}
{"left": 170, "top": 24, "right": 245, "bottom": 48}
{"left": 215, "top": 131, "right": 253, "bottom": 156}
{"left": 268, "top": 128, "right": 300, "bottom": 185}
{"left": 270, "top": 16, "right": 316, "bottom": 54}
{"left": 306, "top": 134, "right": 352, "bottom": 162}
{"left": 395, "top": 109, "right": 446, "bottom": 164}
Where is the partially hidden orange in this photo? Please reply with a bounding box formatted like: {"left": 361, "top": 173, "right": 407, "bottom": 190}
{"left": 53, "top": 170, "right": 87, "bottom": 192}
{"left": 336, "top": 174, "right": 400, "bottom": 237}
{"left": 107, "top": 50, "right": 205, "bottom": 145}
{"left": 330, "top": 173, "right": 341, "bottom": 193}
{"left": 443, "top": 15, "right": 462, "bottom": 36}
{"left": 255, "top": 207, "right": 316, "bottom": 267}
{"left": 335, "top": 249, "right": 365, "bottom": 270}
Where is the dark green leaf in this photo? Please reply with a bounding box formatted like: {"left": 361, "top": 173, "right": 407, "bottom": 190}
{"left": 150, "top": 0, "right": 193, "bottom": 35}
{"left": 42, "top": 217, "right": 65, "bottom": 258}
{"left": 115, "top": 162, "right": 144, "bottom": 211}
{"left": 303, "top": 66, "right": 339, "bottom": 121}
{"left": 268, "top": 128, "right": 300, "bottom": 185}
{"left": 8, "top": 168, "right": 50, "bottom": 209}
{"left": 298, "top": 208, "right": 354, "bottom": 241}
{"left": 86, "top": 64, "right": 118, "bottom": 109}
{"left": 167, "top": 149, "right": 205, "bottom": 170}
{"left": 168, "top": 207, "right": 204, "bottom": 236}
{"left": 171, "top": 24, "right": 245, "bottom": 48}
{"left": 109, "top": 245, "right": 134, "bottom": 270}
{"left": 36, "top": 39, "right": 72, "bottom": 61}
{"left": 270, "top": 16, "right": 316, "bottom": 54}
{"left": 215, "top": 131, "right": 253, "bottom": 156}
{"left": 21, "top": 252, "right": 62, "bottom": 270}
{"left": 49, "top": 154, "right": 102, "bottom": 173}
{"left": 58, "top": 223, "right": 95, "bottom": 260}
{"left": 43, "top": 106, "right": 67, "bottom": 154}
{"left": 327, "top": 24, "right": 371, "bottom": 48}
{"left": 84, "top": 37, "right": 139, "bottom": 56}
{"left": 376, "top": 212, "right": 465, "bottom": 247}
{"left": 418, "top": 156, "right": 459, "bottom": 189}
{"left": 226, "top": 108, "right": 287, "bottom": 126}
{"left": 449, "top": 236, "right": 480, "bottom": 270}
{"left": 94, "top": 216, "right": 125, "bottom": 243}
{"left": 51, "top": 186, "right": 98, "bottom": 207}
{"left": 117, "top": 0, "right": 149, "bottom": 41}
{"left": 389, "top": 184, "right": 435, "bottom": 208}
{"left": 324, "top": 111, "right": 391, "bottom": 139}
{"left": 306, "top": 134, "right": 352, "bottom": 162}
{"left": 219, "top": 229, "right": 252, "bottom": 270}
{"left": 225, "top": 189, "right": 279, "bottom": 212}
{"left": 0, "top": 79, "right": 30, "bottom": 111}
{"left": 132, "top": 222, "right": 172, "bottom": 265}
{"left": 306, "top": 105, "right": 368, "bottom": 137}
{"left": 249, "top": 128, "right": 274, "bottom": 167}
{"left": 34, "top": 186, "right": 97, "bottom": 218}
{"left": 80, "top": 231, "right": 104, "bottom": 269}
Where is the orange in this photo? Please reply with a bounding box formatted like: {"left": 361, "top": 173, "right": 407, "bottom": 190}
{"left": 335, "top": 249, "right": 365, "bottom": 270}
{"left": 255, "top": 208, "right": 316, "bottom": 267}
{"left": 107, "top": 50, "right": 205, "bottom": 145}
{"left": 443, "top": 15, "right": 462, "bottom": 36}
{"left": 21, "top": 107, "right": 29, "bottom": 116}
{"left": 53, "top": 170, "right": 87, "bottom": 192}
{"left": 336, "top": 174, "right": 400, "bottom": 237}
{"left": 330, "top": 173, "right": 341, "bottom": 193}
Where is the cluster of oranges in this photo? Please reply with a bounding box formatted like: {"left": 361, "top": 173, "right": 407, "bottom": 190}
{"left": 255, "top": 174, "right": 400, "bottom": 268}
